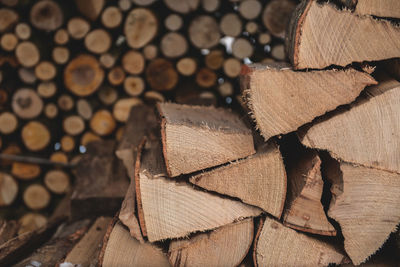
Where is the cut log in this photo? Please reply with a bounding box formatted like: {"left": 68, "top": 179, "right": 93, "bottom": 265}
{"left": 124, "top": 76, "right": 145, "bottom": 96}
{"left": 271, "top": 44, "right": 286, "bottom": 61}
{"left": 132, "top": 0, "right": 157, "bottom": 6}
{"left": 90, "top": 110, "right": 116, "bottom": 136}
{"left": 58, "top": 94, "right": 74, "bottom": 111}
{"left": 218, "top": 81, "right": 233, "bottom": 97}
{"left": 98, "top": 86, "right": 118, "bottom": 105}
{"left": 169, "top": 218, "right": 254, "bottom": 267}
{"left": 242, "top": 64, "right": 376, "bottom": 141}
{"left": 124, "top": 8, "right": 157, "bottom": 49}
{"left": 63, "top": 217, "right": 111, "bottom": 266}
{"left": 161, "top": 32, "right": 188, "bottom": 58}
{"left": 100, "top": 53, "right": 116, "bottom": 69}
{"left": 282, "top": 150, "right": 336, "bottom": 236}
{"left": 44, "top": 103, "right": 58, "bottom": 119}
{"left": 75, "top": 0, "right": 104, "bottom": 21}
{"left": 101, "top": 6, "right": 122, "bottom": 28}
{"left": 223, "top": 57, "right": 242, "bottom": 78}
{"left": 64, "top": 54, "right": 104, "bottom": 96}
{"left": 254, "top": 217, "right": 346, "bottom": 266}
{"left": 0, "top": 33, "right": 17, "bottom": 52}
{"left": 157, "top": 103, "right": 255, "bottom": 177}
{"left": 23, "top": 184, "right": 51, "bottom": 210}
{"left": 0, "top": 8, "right": 18, "bottom": 32}
{"left": 61, "top": 135, "right": 75, "bottom": 152}
{"left": 238, "top": 0, "right": 262, "bottom": 20}
{"left": 113, "top": 98, "right": 143, "bottom": 122}
{"left": 245, "top": 21, "right": 258, "bottom": 34}
{"left": 300, "top": 79, "right": 400, "bottom": 173}
{"left": 146, "top": 58, "right": 178, "bottom": 91}
{"left": 12, "top": 88, "right": 43, "bottom": 119}
{"left": 189, "top": 15, "right": 220, "bottom": 49}
{"left": 164, "top": 0, "right": 199, "bottom": 14}
{"left": 108, "top": 66, "right": 126, "bottom": 86}
{"left": 143, "top": 44, "right": 158, "bottom": 60}
{"left": 118, "top": 0, "right": 132, "bottom": 11}
{"left": 220, "top": 13, "right": 242, "bottom": 37}
{"left": 196, "top": 67, "right": 216, "bottom": 88}
{"left": 353, "top": 0, "right": 400, "bottom": 18}
{"left": 34, "top": 61, "right": 56, "bottom": 81}
{"left": 286, "top": 0, "right": 400, "bottom": 69}
{"left": 165, "top": 14, "right": 183, "bottom": 31}
{"left": 135, "top": 138, "right": 261, "bottom": 242}
{"left": 205, "top": 50, "right": 224, "bottom": 70}
{"left": 18, "top": 68, "right": 37, "bottom": 84}
{"left": 52, "top": 46, "right": 70, "bottom": 65}
{"left": 0, "top": 173, "right": 18, "bottom": 207}
{"left": 232, "top": 38, "right": 253, "bottom": 59}
{"left": 80, "top": 131, "right": 101, "bottom": 146}
{"left": 258, "top": 33, "right": 271, "bottom": 45}
{"left": 21, "top": 121, "right": 50, "bottom": 151}
{"left": 190, "top": 143, "right": 286, "bottom": 218}
{"left": 54, "top": 29, "right": 69, "bottom": 45}
{"left": 201, "top": 0, "right": 219, "bottom": 12}
{"left": 324, "top": 159, "right": 400, "bottom": 265}
{"left": 101, "top": 221, "right": 170, "bottom": 267}
{"left": 262, "top": 0, "right": 296, "bottom": 38}
{"left": 0, "top": 112, "right": 17, "bottom": 134}
{"left": 15, "top": 23, "right": 31, "bottom": 40}
{"left": 18, "top": 213, "right": 48, "bottom": 235}
{"left": 15, "top": 42, "right": 40, "bottom": 67}
{"left": 11, "top": 162, "right": 41, "bottom": 180}
{"left": 84, "top": 29, "right": 111, "bottom": 54}
{"left": 50, "top": 152, "right": 68, "bottom": 164}
{"left": 122, "top": 50, "right": 145, "bottom": 75}
{"left": 76, "top": 99, "right": 93, "bottom": 120}
{"left": 176, "top": 57, "right": 197, "bottom": 76}
{"left": 63, "top": 115, "right": 85, "bottom": 136}
{"left": 30, "top": 0, "right": 63, "bottom": 31}
{"left": 37, "top": 81, "right": 57, "bottom": 98}
{"left": 44, "top": 170, "right": 70, "bottom": 194}
{"left": 67, "top": 17, "right": 90, "bottom": 39}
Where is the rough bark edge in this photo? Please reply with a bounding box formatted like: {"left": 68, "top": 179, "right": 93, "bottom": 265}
{"left": 283, "top": 221, "right": 337, "bottom": 236}
{"left": 252, "top": 217, "right": 265, "bottom": 267}
{"left": 156, "top": 103, "right": 175, "bottom": 177}
{"left": 134, "top": 138, "right": 148, "bottom": 237}
{"left": 285, "top": 0, "right": 312, "bottom": 69}
{"left": 97, "top": 215, "right": 119, "bottom": 266}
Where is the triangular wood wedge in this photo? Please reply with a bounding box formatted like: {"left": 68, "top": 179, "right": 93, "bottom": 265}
{"left": 286, "top": 0, "right": 400, "bottom": 69}
{"left": 254, "top": 217, "right": 346, "bottom": 267}
{"left": 135, "top": 139, "right": 262, "bottom": 242}
{"left": 300, "top": 79, "right": 400, "bottom": 173}
{"left": 101, "top": 221, "right": 170, "bottom": 267}
{"left": 325, "top": 159, "right": 400, "bottom": 265}
{"left": 353, "top": 0, "right": 400, "bottom": 19}
{"left": 168, "top": 218, "right": 254, "bottom": 267}
{"left": 241, "top": 64, "right": 376, "bottom": 140}
{"left": 283, "top": 150, "right": 336, "bottom": 236}
{"left": 190, "top": 143, "right": 286, "bottom": 218}
{"left": 157, "top": 103, "right": 255, "bottom": 177}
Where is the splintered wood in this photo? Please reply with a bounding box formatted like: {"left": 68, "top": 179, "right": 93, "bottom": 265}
{"left": 286, "top": 0, "right": 400, "bottom": 69}
{"left": 242, "top": 64, "right": 376, "bottom": 140}
{"left": 157, "top": 103, "right": 255, "bottom": 177}
{"left": 190, "top": 143, "right": 286, "bottom": 218}
{"left": 254, "top": 217, "right": 346, "bottom": 267}
{"left": 169, "top": 219, "right": 254, "bottom": 267}
{"left": 135, "top": 139, "right": 261, "bottom": 242}
{"left": 353, "top": 0, "right": 400, "bottom": 18}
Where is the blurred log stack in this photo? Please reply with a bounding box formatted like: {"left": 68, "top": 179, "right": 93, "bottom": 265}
{"left": 0, "top": 0, "right": 296, "bottom": 227}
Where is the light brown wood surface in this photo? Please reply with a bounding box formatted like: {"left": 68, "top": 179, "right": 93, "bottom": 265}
{"left": 0, "top": 8, "right": 18, "bottom": 32}
{"left": 90, "top": 110, "right": 116, "bottom": 136}
{"left": 190, "top": 143, "right": 286, "bottom": 218}
{"left": 189, "top": 15, "right": 220, "bottom": 49}
{"left": 354, "top": 0, "right": 400, "bottom": 18}
{"left": 122, "top": 50, "right": 145, "bottom": 75}
{"left": 136, "top": 139, "right": 262, "bottom": 242}
{"left": 124, "top": 8, "right": 157, "bottom": 49}
{"left": 0, "top": 173, "right": 18, "bottom": 207}
{"left": 67, "top": 17, "right": 90, "bottom": 39}
{"left": 23, "top": 184, "right": 51, "bottom": 210}
{"left": 220, "top": 13, "right": 242, "bottom": 37}
{"left": 84, "top": 29, "right": 111, "bottom": 54}
{"left": 52, "top": 46, "right": 70, "bottom": 65}
{"left": 75, "top": 0, "right": 104, "bottom": 21}
{"left": 11, "top": 162, "right": 40, "bottom": 180}
{"left": 169, "top": 218, "right": 253, "bottom": 267}
{"left": 15, "top": 42, "right": 39, "bottom": 67}
{"left": 113, "top": 98, "right": 143, "bottom": 122}
{"left": 0, "top": 112, "right": 17, "bottom": 134}
{"left": 262, "top": 0, "right": 296, "bottom": 38}
{"left": 30, "top": 0, "right": 63, "bottom": 31}
{"left": 12, "top": 88, "right": 43, "bottom": 119}
{"left": 254, "top": 217, "right": 346, "bottom": 267}
{"left": 44, "top": 170, "right": 70, "bottom": 194}
{"left": 21, "top": 121, "right": 50, "bottom": 151}
{"left": 164, "top": 0, "right": 199, "bottom": 14}
{"left": 157, "top": 103, "right": 255, "bottom": 177}
{"left": 161, "top": 32, "right": 188, "bottom": 58}
{"left": 146, "top": 58, "right": 178, "bottom": 91}
{"left": 242, "top": 64, "right": 376, "bottom": 141}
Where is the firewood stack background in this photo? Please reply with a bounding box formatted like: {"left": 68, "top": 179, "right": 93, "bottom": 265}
{"left": 1, "top": 0, "right": 400, "bottom": 266}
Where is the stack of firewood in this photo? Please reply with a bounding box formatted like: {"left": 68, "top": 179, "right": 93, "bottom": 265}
{"left": 0, "top": 0, "right": 297, "bottom": 225}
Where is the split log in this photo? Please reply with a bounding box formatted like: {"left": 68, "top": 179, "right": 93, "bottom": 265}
{"left": 54, "top": 29, "right": 69, "bottom": 45}
{"left": 12, "top": 88, "right": 43, "bottom": 119}
{"left": 161, "top": 32, "right": 188, "bottom": 58}
{"left": 232, "top": 38, "right": 253, "bottom": 59}
{"left": 63, "top": 115, "right": 85, "bottom": 136}
{"left": 21, "top": 121, "right": 50, "bottom": 151}
{"left": 101, "top": 221, "right": 170, "bottom": 267}
{"left": 238, "top": 0, "right": 262, "bottom": 20}
{"left": 0, "top": 173, "right": 18, "bottom": 207}
{"left": 146, "top": 58, "right": 178, "bottom": 91}
{"left": 15, "top": 23, "right": 31, "bottom": 40}
{"left": 63, "top": 217, "right": 111, "bottom": 266}
{"left": 157, "top": 103, "right": 255, "bottom": 177}
{"left": 262, "top": 0, "right": 296, "bottom": 38}
{"left": 176, "top": 57, "right": 197, "bottom": 76}
{"left": 282, "top": 150, "right": 336, "bottom": 235}
{"left": 0, "top": 220, "right": 18, "bottom": 246}
{"left": 108, "top": 66, "right": 126, "bottom": 86}
{"left": 76, "top": 99, "right": 93, "bottom": 120}
{"left": 122, "top": 50, "right": 145, "bottom": 75}
{"left": 44, "top": 170, "right": 70, "bottom": 194}
{"left": 90, "top": 110, "right": 116, "bottom": 136}
{"left": 0, "top": 33, "right": 17, "bottom": 52}
{"left": 241, "top": 64, "right": 376, "bottom": 141}
{"left": 0, "top": 8, "right": 18, "bottom": 32}
{"left": 37, "top": 81, "right": 57, "bottom": 98}
{"left": 98, "top": 86, "right": 118, "bottom": 105}
{"left": 61, "top": 135, "right": 75, "bottom": 152}
{"left": 223, "top": 58, "right": 242, "bottom": 78}
{"left": 58, "top": 94, "right": 74, "bottom": 111}
{"left": 353, "top": 0, "right": 400, "bottom": 18}
{"left": 75, "top": 0, "right": 104, "bottom": 21}
{"left": 325, "top": 158, "right": 400, "bottom": 265}
{"left": 11, "top": 162, "right": 41, "bottom": 180}
{"left": 164, "top": 0, "right": 199, "bottom": 14}
{"left": 254, "top": 217, "right": 346, "bottom": 266}
{"left": 52, "top": 46, "right": 70, "bottom": 65}
{"left": 0, "top": 112, "right": 17, "bottom": 134}
{"left": 195, "top": 67, "right": 216, "bottom": 88}
{"left": 15, "top": 42, "right": 40, "bottom": 67}
{"left": 124, "top": 76, "right": 145, "bottom": 96}
{"left": 101, "top": 7, "right": 122, "bottom": 29}
{"left": 189, "top": 15, "right": 220, "bottom": 49}
{"left": 113, "top": 98, "right": 143, "bottom": 122}
{"left": 190, "top": 143, "right": 286, "bottom": 218}
{"left": 165, "top": 14, "right": 183, "bottom": 31}
{"left": 286, "top": 0, "right": 400, "bottom": 69}
{"left": 124, "top": 8, "right": 158, "bottom": 49}
{"left": 135, "top": 138, "right": 261, "bottom": 242}
{"left": 84, "top": 29, "right": 111, "bottom": 54}
{"left": 30, "top": 0, "right": 63, "bottom": 31}
{"left": 34, "top": 61, "right": 56, "bottom": 81}
{"left": 23, "top": 184, "right": 51, "bottom": 210}
{"left": 18, "top": 213, "right": 48, "bottom": 235}
{"left": 220, "top": 13, "right": 242, "bottom": 37}
{"left": 67, "top": 17, "right": 90, "bottom": 39}
{"left": 64, "top": 54, "right": 104, "bottom": 96}
{"left": 143, "top": 44, "right": 158, "bottom": 60}
{"left": 169, "top": 218, "right": 254, "bottom": 267}
{"left": 300, "top": 79, "right": 400, "bottom": 173}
